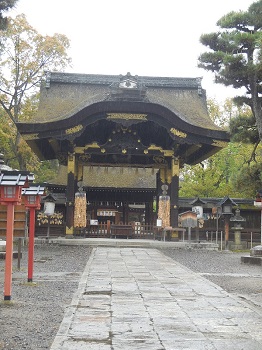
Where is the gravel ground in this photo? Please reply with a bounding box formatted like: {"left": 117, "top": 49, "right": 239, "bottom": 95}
{"left": 161, "top": 248, "right": 262, "bottom": 296}
{"left": 0, "top": 243, "right": 92, "bottom": 350}
{"left": 0, "top": 243, "right": 261, "bottom": 350}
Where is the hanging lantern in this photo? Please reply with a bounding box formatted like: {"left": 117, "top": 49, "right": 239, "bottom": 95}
{"left": 43, "top": 193, "right": 56, "bottom": 216}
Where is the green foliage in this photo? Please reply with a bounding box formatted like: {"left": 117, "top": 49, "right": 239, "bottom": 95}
{"left": 0, "top": 14, "right": 71, "bottom": 123}
{"left": 232, "top": 162, "right": 262, "bottom": 196}
{"left": 0, "top": 13, "right": 71, "bottom": 171}
{"left": 180, "top": 98, "right": 262, "bottom": 198}
{"left": 0, "top": 103, "right": 59, "bottom": 179}
{"left": 34, "top": 160, "right": 60, "bottom": 183}
{"left": 198, "top": 0, "right": 262, "bottom": 139}
{"left": 230, "top": 114, "right": 259, "bottom": 144}
{"left": 180, "top": 143, "right": 241, "bottom": 198}
{"left": 0, "top": 106, "right": 18, "bottom": 168}
{"left": 180, "top": 142, "right": 262, "bottom": 198}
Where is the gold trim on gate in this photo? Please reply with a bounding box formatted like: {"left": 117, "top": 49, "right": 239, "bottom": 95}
{"left": 166, "top": 169, "right": 172, "bottom": 184}
{"left": 144, "top": 145, "right": 174, "bottom": 157}
{"left": 22, "top": 133, "right": 39, "bottom": 140}
{"left": 163, "top": 150, "right": 174, "bottom": 157}
{"left": 170, "top": 128, "right": 187, "bottom": 138}
{"left": 65, "top": 124, "right": 83, "bottom": 135}
{"left": 212, "top": 140, "right": 228, "bottom": 147}
{"left": 153, "top": 155, "right": 167, "bottom": 164}
{"left": 147, "top": 144, "right": 163, "bottom": 151}
{"left": 75, "top": 143, "right": 101, "bottom": 154}
{"left": 107, "top": 113, "right": 147, "bottom": 120}
{"left": 172, "top": 158, "right": 180, "bottom": 176}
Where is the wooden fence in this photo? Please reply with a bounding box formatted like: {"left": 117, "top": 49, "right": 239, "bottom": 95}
{"left": 74, "top": 222, "right": 158, "bottom": 239}
{"left": 74, "top": 223, "right": 185, "bottom": 241}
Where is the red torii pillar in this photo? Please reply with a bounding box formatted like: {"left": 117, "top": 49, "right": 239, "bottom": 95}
{"left": 0, "top": 171, "right": 34, "bottom": 300}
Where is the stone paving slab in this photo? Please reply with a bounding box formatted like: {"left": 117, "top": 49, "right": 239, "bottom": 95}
{"left": 50, "top": 247, "right": 262, "bottom": 350}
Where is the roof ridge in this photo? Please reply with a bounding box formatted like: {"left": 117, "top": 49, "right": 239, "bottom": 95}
{"left": 45, "top": 71, "right": 202, "bottom": 89}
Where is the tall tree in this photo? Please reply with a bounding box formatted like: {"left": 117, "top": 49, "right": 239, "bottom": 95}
{"left": 198, "top": 0, "right": 262, "bottom": 139}
{"left": 0, "top": 14, "right": 71, "bottom": 169}
{"left": 0, "top": 0, "right": 18, "bottom": 30}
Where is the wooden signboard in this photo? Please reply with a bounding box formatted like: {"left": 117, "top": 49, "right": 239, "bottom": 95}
{"left": 179, "top": 211, "right": 198, "bottom": 228}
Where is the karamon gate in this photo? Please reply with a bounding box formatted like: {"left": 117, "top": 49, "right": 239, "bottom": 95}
{"left": 16, "top": 72, "right": 229, "bottom": 237}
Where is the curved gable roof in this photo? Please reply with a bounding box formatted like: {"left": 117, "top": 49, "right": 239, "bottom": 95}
{"left": 33, "top": 72, "right": 217, "bottom": 131}
{"left": 16, "top": 72, "right": 230, "bottom": 165}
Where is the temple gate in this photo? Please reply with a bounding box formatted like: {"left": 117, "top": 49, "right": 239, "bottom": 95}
{"left": 16, "top": 72, "right": 229, "bottom": 237}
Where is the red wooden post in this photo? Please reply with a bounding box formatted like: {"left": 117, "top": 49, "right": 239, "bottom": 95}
{"left": 4, "top": 203, "right": 15, "bottom": 300}
{"left": 28, "top": 207, "right": 36, "bottom": 282}
{"left": 23, "top": 184, "right": 45, "bottom": 283}
{"left": 0, "top": 171, "right": 35, "bottom": 300}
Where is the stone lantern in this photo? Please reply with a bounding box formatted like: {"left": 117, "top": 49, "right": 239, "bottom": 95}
{"left": 230, "top": 208, "right": 246, "bottom": 250}
{"left": 190, "top": 197, "right": 206, "bottom": 242}
{"left": 217, "top": 196, "right": 236, "bottom": 250}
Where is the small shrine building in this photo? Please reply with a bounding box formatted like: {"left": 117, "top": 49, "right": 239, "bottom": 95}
{"left": 16, "top": 72, "right": 229, "bottom": 237}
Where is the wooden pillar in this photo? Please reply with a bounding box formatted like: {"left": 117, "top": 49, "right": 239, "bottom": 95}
{"left": 93, "top": 205, "right": 98, "bottom": 219}
{"left": 66, "top": 152, "right": 76, "bottom": 236}
{"left": 155, "top": 170, "right": 162, "bottom": 216}
{"left": 155, "top": 169, "right": 164, "bottom": 218}
{"left": 156, "top": 170, "right": 164, "bottom": 196}
{"left": 145, "top": 201, "right": 154, "bottom": 225}
{"left": 123, "top": 202, "right": 129, "bottom": 224}
{"left": 158, "top": 167, "right": 167, "bottom": 195}
{"left": 225, "top": 217, "right": 230, "bottom": 250}
{"left": 170, "top": 158, "right": 179, "bottom": 228}
{"left": 145, "top": 202, "right": 150, "bottom": 225}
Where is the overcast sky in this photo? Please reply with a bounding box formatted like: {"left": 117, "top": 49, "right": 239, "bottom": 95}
{"left": 9, "top": 0, "right": 255, "bottom": 101}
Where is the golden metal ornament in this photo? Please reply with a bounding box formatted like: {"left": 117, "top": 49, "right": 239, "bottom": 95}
{"left": 22, "top": 133, "right": 39, "bottom": 140}
{"left": 107, "top": 113, "right": 147, "bottom": 120}
{"left": 159, "top": 168, "right": 166, "bottom": 183}
{"left": 166, "top": 169, "right": 172, "bottom": 184}
{"left": 170, "top": 128, "right": 187, "bottom": 138}
{"left": 65, "top": 124, "right": 83, "bottom": 135}
{"left": 75, "top": 143, "right": 101, "bottom": 154}
{"left": 171, "top": 158, "right": 180, "bottom": 176}
{"left": 212, "top": 140, "right": 228, "bottom": 148}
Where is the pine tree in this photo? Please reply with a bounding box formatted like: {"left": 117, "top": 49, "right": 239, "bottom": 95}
{"left": 198, "top": 0, "right": 262, "bottom": 139}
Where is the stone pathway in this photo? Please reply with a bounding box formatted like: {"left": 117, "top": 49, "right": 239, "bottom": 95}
{"left": 50, "top": 247, "right": 262, "bottom": 350}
